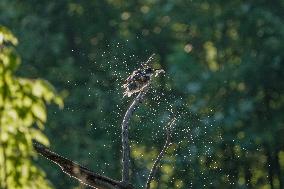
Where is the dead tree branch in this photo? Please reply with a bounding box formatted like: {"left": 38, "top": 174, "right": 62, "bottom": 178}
{"left": 33, "top": 141, "right": 133, "bottom": 189}
{"left": 121, "top": 86, "right": 149, "bottom": 183}
{"left": 33, "top": 53, "right": 166, "bottom": 189}
{"left": 121, "top": 54, "right": 157, "bottom": 183}
{"left": 145, "top": 118, "right": 176, "bottom": 189}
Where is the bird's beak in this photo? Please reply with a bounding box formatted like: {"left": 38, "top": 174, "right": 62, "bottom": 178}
{"left": 154, "top": 69, "right": 165, "bottom": 77}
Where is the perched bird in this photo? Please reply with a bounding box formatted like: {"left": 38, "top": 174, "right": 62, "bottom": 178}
{"left": 123, "top": 55, "right": 165, "bottom": 97}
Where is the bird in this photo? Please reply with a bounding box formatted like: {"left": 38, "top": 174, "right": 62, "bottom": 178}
{"left": 122, "top": 54, "right": 165, "bottom": 97}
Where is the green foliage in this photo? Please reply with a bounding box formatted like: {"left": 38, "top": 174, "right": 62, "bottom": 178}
{"left": 0, "top": 26, "right": 62, "bottom": 189}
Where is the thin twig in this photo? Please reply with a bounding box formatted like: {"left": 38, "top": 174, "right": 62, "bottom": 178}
{"left": 145, "top": 118, "right": 176, "bottom": 189}
{"left": 144, "top": 54, "right": 156, "bottom": 65}
{"left": 33, "top": 140, "right": 133, "bottom": 189}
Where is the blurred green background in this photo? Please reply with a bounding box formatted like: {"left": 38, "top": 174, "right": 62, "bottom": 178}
{"left": 0, "top": 0, "right": 284, "bottom": 188}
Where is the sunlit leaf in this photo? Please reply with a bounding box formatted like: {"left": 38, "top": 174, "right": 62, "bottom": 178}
{"left": 0, "top": 26, "right": 18, "bottom": 45}
{"left": 0, "top": 26, "right": 61, "bottom": 189}
{"left": 31, "top": 129, "right": 50, "bottom": 146}
{"left": 31, "top": 101, "right": 47, "bottom": 123}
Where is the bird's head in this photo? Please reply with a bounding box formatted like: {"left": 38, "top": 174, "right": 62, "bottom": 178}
{"left": 144, "top": 67, "right": 154, "bottom": 75}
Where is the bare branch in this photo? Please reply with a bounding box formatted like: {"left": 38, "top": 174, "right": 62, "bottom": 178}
{"left": 145, "top": 118, "right": 176, "bottom": 189}
{"left": 34, "top": 53, "right": 165, "bottom": 188}
{"left": 121, "top": 54, "right": 159, "bottom": 183}
{"left": 144, "top": 54, "right": 155, "bottom": 65}
{"left": 33, "top": 141, "right": 133, "bottom": 189}
{"left": 121, "top": 86, "right": 150, "bottom": 183}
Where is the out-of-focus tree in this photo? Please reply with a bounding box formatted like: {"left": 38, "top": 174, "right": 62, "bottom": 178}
{"left": 0, "top": 26, "right": 62, "bottom": 189}
{"left": 0, "top": 0, "right": 283, "bottom": 188}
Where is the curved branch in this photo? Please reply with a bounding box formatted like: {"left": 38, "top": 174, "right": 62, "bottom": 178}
{"left": 121, "top": 53, "right": 164, "bottom": 184}
{"left": 33, "top": 141, "right": 133, "bottom": 189}
{"left": 145, "top": 118, "right": 176, "bottom": 189}
{"left": 121, "top": 86, "right": 149, "bottom": 183}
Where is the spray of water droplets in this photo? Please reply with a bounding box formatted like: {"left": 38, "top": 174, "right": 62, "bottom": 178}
{"left": 67, "top": 40, "right": 224, "bottom": 187}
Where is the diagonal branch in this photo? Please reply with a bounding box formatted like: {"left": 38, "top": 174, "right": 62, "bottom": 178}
{"left": 33, "top": 54, "right": 163, "bottom": 188}
{"left": 145, "top": 118, "right": 176, "bottom": 189}
{"left": 144, "top": 54, "right": 155, "bottom": 65}
{"left": 33, "top": 140, "right": 133, "bottom": 189}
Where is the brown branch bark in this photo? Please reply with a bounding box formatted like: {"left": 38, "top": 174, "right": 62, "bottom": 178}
{"left": 145, "top": 118, "right": 176, "bottom": 189}
{"left": 33, "top": 141, "right": 133, "bottom": 189}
